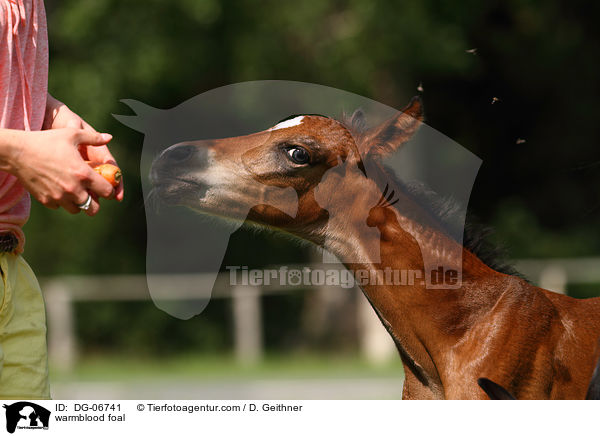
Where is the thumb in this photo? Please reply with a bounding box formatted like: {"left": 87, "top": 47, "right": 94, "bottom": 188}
{"left": 76, "top": 130, "right": 112, "bottom": 146}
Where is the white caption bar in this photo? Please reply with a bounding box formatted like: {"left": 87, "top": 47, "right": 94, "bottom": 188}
{"left": 0, "top": 400, "right": 594, "bottom": 435}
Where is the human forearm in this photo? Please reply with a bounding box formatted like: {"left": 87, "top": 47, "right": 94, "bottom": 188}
{"left": 0, "top": 127, "right": 114, "bottom": 215}
{"left": 2, "top": 94, "right": 66, "bottom": 172}
{"left": 3, "top": 93, "right": 65, "bottom": 169}
{"left": 0, "top": 128, "right": 25, "bottom": 173}
{"left": 43, "top": 93, "right": 64, "bottom": 130}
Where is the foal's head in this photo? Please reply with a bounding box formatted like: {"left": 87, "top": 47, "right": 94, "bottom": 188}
{"left": 150, "top": 97, "right": 424, "bottom": 243}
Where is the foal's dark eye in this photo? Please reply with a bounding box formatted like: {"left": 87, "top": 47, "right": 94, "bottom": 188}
{"left": 285, "top": 147, "right": 310, "bottom": 165}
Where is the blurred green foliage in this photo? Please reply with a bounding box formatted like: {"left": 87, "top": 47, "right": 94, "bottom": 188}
{"left": 21, "top": 0, "right": 600, "bottom": 356}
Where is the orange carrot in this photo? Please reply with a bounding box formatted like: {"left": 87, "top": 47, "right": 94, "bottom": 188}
{"left": 92, "top": 163, "right": 122, "bottom": 187}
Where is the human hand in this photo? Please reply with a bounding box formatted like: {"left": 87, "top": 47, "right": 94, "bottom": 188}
{"left": 44, "top": 95, "right": 124, "bottom": 201}
{"left": 6, "top": 128, "right": 115, "bottom": 216}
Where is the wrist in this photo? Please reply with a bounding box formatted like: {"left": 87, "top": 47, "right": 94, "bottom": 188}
{"left": 44, "top": 94, "right": 65, "bottom": 130}
{"left": 0, "top": 129, "right": 27, "bottom": 173}
{"left": 46, "top": 93, "right": 63, "bottom": 111}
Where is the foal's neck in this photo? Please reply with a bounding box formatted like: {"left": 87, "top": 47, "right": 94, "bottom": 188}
{"left": 321, "top": 201, "right": 509, "bottom": 397}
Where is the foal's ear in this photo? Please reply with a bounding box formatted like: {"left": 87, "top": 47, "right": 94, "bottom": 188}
{"left": 364, "top": 96, "right": 424, "bottom": 158}
{"left": 477, "top": 378, "right": 517, "bottom": 400}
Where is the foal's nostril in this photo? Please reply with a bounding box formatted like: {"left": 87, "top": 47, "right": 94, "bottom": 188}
{"left": 164, "top": 144, "right": 194, "bottom": 163}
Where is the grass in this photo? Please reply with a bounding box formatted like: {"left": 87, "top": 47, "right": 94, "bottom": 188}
{"left": 50, "top": 352, "right": 405, "bottom": 383}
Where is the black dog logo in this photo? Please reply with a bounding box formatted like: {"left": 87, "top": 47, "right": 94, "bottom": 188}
{"left": 3, "top": 402, "right": 50, "bottom": 433}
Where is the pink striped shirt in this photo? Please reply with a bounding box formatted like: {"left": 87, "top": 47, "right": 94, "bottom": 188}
{"left": 0, "top": 0, "right": 48, "bottom": 253}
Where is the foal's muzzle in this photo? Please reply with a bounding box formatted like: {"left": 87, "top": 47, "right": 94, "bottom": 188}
{"left": 161, "top": 143, "right": 195, "bottom": 163}
{"left": 150, "top": 141, "right": 210, "bottom": 184}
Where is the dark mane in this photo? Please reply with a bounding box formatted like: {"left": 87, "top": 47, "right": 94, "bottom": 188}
{"left": 340, "top": 109, "right": 524, "bottom": 278}
{"left": 403, "top": 180, "right": 523, "bottom": 278}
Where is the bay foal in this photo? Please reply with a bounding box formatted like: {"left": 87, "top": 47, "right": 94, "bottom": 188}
{"left": 479, "top": 346, "right": 600, "bottom": 399}
{"left": 150, "top": 97, "right": 600, "bottom": 399}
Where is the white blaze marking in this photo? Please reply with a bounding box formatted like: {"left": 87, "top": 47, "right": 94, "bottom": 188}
{"left": 269, "top": 116, "right": 305, "bottom": 131}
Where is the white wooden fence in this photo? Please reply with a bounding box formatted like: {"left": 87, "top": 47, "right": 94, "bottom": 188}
{"left": 40, "top": 258, "right": 600, "bottom": 371}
